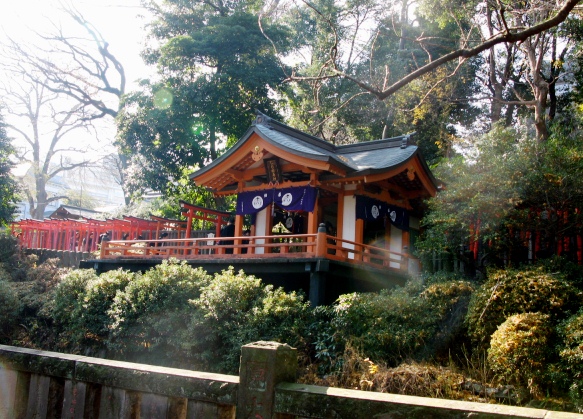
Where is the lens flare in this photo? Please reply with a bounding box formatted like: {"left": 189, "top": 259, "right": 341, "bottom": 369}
{"left": 153, "top": 89, "right": 173, "bottom": 110}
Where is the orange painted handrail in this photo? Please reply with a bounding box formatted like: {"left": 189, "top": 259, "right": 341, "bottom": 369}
{"left": 99, "top": 233, "right": 412, "bottom": 273}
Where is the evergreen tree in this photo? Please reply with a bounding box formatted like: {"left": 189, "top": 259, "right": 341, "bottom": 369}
{"left": 117, "top": 0, "right": 291, "bottom": 196}
{"left": 0, "top": 110, "right": 18, "bottom": 225}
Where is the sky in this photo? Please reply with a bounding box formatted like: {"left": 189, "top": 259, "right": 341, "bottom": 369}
{"left": 0, "top": 0, "right": 152, "bottom": 90}
{"left": 0, "top": 0, "right": 159, "bottom": 211}
{"left": 0, "top": 0, "right": 157, "bottom": 167}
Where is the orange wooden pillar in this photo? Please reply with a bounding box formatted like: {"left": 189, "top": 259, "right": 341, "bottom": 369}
{"left": 336, "top": 191, "right": 344, "bottom": 241}
{"left": 234, "top": 214, "right": 244, "bottom": 255}
{"left": 315, "top": 223, "right": 327, "bottom": 257}
{"left": 264, "top": 206, "right": 274, "bottom": 253}
{"left": 355, "top": 218, "right": 364, "bottom": 261}
{"left": 307, "top": 173, "right": 320, "bottom": 243}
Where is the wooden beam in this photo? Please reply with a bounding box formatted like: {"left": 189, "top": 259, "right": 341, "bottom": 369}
{"left": 193, "top": 134, "right": 345, "bottom": 187}
{"left": 410, "top": 158, "right": 439, "bottom": 197}
{"left": 213, "top": 180, "right": 312, "bottom": 196}
{"left": 363, "top": 167, "right": 408, "bottom": 184}
{"left": 226, "top": 169, "right": 244, "bottom": 181}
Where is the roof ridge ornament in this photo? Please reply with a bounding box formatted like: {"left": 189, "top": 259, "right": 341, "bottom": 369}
{"left": 253, "top": 110, "right": 272, "bottom": 126}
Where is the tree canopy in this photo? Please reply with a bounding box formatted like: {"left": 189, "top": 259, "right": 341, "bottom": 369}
{"left": 116, "top": 1, "right": 292, "bottom": 197}
{"left": 0, "top": 110, "right": 18, "bottom": 225}
{"left": 275, "top": 0, "right": 580, "bottom": 143}
{"left": 418, "top": 116, "right": 583, "bottom": 270}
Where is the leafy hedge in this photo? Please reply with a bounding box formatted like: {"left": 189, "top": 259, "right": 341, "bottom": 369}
{"left": 466, "top": 266, "right": 582, "bottom": 349}
{"left": 0, "top": 278, "right": 19, "bottom": 340}
{"left": 488, "top": 312, "right": 554, "bottom": 397}
{"left": 182, "top": 268, "right": 311, "bottom": 373}
{"left": 49, "top": 261, "right": 310, "bottom": 372}
{"left": 329, "top": 278, "right": 474, "bottom": 366}
{"left": 466, "top": 265, "right": 583, "bottom": 406}
{"left": 107, "top": 262, "right": 210, "bottom": 363}
{"left": 559, "top": 310, "right": 583, "bottom": 411}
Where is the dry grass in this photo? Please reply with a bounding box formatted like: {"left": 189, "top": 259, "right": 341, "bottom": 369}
{"left": 298, "top": 345, "right": 496, "bottom": 403}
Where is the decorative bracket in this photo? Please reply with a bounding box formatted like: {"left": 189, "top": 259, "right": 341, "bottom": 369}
{"left": 407, "top": 167, "right": 416, "bottom": 181}
{"left": 252, "top": 145, "right": 264, "bottom": 162}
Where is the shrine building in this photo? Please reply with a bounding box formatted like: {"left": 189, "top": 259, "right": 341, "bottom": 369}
{"left": 81, "top": 112, "right": 440, "bottom": 304}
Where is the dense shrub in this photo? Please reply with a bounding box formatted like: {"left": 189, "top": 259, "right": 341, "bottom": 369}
{"left": 184, "top": 267, "right": 310, "bottom": 373}
{"left": 80, "top": 269, "right": 137, "bottom": 349}
{"left": 107, "top": 260, "right": 211, "bottom": 362}
{"left": 558, "top": 310, "right": 583, "bottom": 411}
{"left": 303, "top": 305, "right": 342, "bottom": 374}
{"left": 52, "top": 269, "right": 99, "bottom": 327}
{"left": 0, "top": 234, "right": 29, "bottom": 282}
{"left": 466, "top": 267, "right": 581, "bottom": 348}
{"left": 331, "top": 279, "right": 474, "bottom": 366}
{"left": 487, "top": 312, "right": 553, "bottom": 397}
{"left": 539, "top": 256, "right": 583, "bottom": 289}
{"left": 0, "top": 279, "right": 20, "bottom": 342}
{"left": 8, "top": 258, "right": 66, "bottom": 348}
{"left": 51, "top": 268, "right": 100, "bottom": 350}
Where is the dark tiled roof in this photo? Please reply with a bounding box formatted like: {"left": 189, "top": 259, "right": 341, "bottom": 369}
{"left": 191, "top": 112, "right": 431, "bottom": 182}
{"left": 49, "top": 205, "right": 103, "bottom": 220}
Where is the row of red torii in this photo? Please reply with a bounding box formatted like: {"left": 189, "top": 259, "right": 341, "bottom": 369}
{"left": 11, "top": 202, "right": 232, "bottom": 254}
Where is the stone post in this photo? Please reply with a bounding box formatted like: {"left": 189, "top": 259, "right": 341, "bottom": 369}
{"left": 237, "top": 341, "right": 297, "bottom": 419}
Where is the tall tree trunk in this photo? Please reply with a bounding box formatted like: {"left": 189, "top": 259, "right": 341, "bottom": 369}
{"left": 209, "top": 121, "right": 217, "bottom": 161}
{"left": 524, "top": 38, "right": 550, "bottom": 142}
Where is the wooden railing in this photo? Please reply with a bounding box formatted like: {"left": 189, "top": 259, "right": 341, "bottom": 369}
{"left": 100, "top": 227, "right": 416, "bottom": 273}
{"left": 325, "top": 235, "right": 410, "bottom": 271}
{"left": 100, "top": 234, "right": 318, "bottom": 259}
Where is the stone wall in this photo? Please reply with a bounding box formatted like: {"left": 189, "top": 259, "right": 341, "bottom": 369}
{"left": 24, "top": 248, "right": 92, "bottom": 268}
{"left": 0, "top": 343, "right": 580, "bottom": 419}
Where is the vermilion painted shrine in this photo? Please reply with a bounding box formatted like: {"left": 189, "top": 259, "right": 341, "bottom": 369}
{"left": 12, "top": 113, "right": 442, "bottom": 304}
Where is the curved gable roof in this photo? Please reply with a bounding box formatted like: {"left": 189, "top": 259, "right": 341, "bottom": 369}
{"left": 191, "top": 112, "right": 439, "bottom": 192}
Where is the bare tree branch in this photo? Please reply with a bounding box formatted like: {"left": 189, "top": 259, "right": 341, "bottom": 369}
{"left": 285, "top": 0, "right": 580, "bottom": 103}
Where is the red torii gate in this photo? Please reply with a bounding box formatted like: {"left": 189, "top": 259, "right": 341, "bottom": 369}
{"left": 120, "top": 216, "right": 158, "bottom": 240}
{"left": 150, "top": 215, "right": 188, "bottom": 240}
{"left": 179, "top": 201, "right": 233, "bottom": 239}
{"left": 11, "top": 204, "right": 236, "bottom": 252}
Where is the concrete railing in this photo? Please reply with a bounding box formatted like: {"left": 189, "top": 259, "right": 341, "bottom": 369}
{"left": 0, "top": 343, "right": 580, "bottom": 419}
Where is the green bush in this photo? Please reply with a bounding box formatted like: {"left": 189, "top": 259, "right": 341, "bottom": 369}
{"left": 52, "top": 269, "right": 99, "bottom": 329}
{"left": 107, "top": 260, "right": 211, "bottom": 361}
{"left": 0, "top": 279, "right": 20, "bottom": 342}
{"left": 7, "top": 258, "right": 66, "bottom": 348}
{"left": 466, "top": 266, "right": 581, "bottom": 348}
{"left": 184, "top": 267, "right": 310, "bottom": 373}
{"left": 331, "top": 280, "right": 474, "bottom": 366}
{"left": 11, "top": 258, "right": 63, "bottom": 320}
{"left": 558, "top": 310, "right": 583, "bottom": 411}
{"left": 0, "top": 234, "right": 36, "bottom": 282}
{"left": 538, "top": 256, "right": 583, "bottom": 290}
{"left": 487, "top": 312, "right": 553, "bottom": 397}
{"left": 58, "top": 269, "right": 139, "bottom": 354}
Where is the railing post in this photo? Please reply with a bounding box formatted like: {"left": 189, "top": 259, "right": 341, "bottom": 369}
{"left": 402, "top": 245, "right": 409, "bottom": 272}
{"left": 237, "top": 341, "right": 297, "bottom": 419}
{"left": 0, "top": 368, "right": 30, "bottom": 418}
{"left": 315, "top": 223, "right": 327, "bottom": 258}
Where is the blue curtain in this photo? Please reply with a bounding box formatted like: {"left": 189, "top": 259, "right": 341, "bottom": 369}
{"left": 355, "top": 195, "right": 409, "bottom": 231}
{"left": 236, "top": 186, "right": 318, "bottom": 215}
